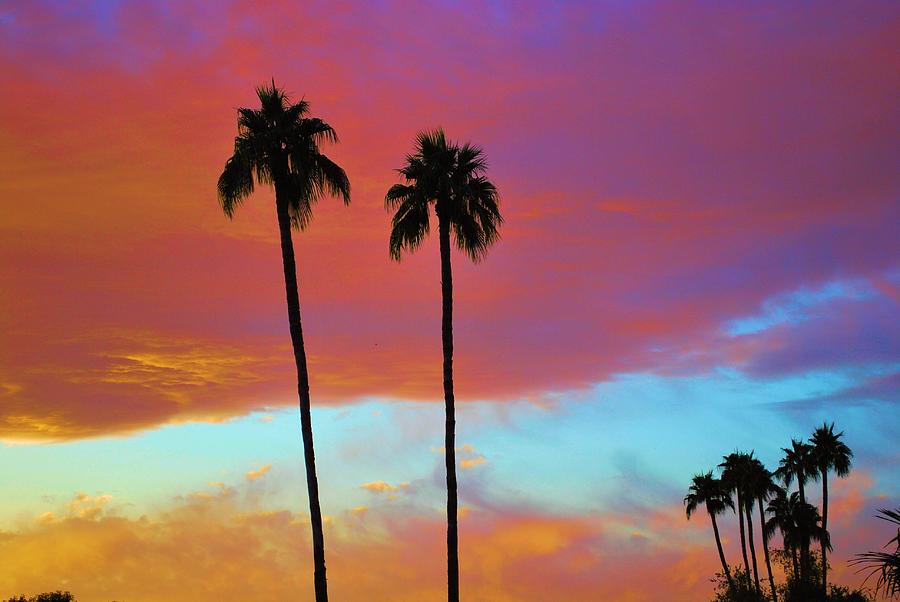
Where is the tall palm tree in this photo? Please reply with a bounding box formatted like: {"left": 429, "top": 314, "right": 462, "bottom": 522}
{"left": 386, "top": 129, "right": 501, "bottom": 602}
{"left": 218, "top": 81, "right": 350, "bottom": 602}
{"left": 748, "top": 458, "right": 781, "bottom": 601}
{"left": 811, "top": 422, "right": 853, "bottom": 592}
{"left": 776, "top": 439, "right": 818, "bottom": 580}
{"left": 685, "top": 471, "right": 736, "bottom": 590}
{"left": 721, "top": 451, "right": 756, "bottom": 590}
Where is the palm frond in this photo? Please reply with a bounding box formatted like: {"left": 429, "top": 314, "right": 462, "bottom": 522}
{"left": 217, "top": 138, "right": 256, "bottom": 217}
{"left": 389, "top": 194, "right": 431, "bottom": 261}
{"left": 851, "top": 508, "right": 900, "bottom": 597}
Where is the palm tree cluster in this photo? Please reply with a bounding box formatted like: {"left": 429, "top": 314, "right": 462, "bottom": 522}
{"left": 685, "top": 423, "right": 854, "bottom": 601}
{"left": 218, "top": 82, "right": 501, "bottom": 602}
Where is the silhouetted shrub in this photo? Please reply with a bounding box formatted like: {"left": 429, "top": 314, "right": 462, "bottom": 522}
{"left": 4, "top": 593, "right": 75, "bottom": 602}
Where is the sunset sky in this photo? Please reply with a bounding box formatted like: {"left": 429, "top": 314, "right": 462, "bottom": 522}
{"left": 1, "top": 1, "right": 898, "bottom": 600}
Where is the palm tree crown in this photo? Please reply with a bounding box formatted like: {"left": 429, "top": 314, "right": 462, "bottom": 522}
{"left": 685, "top": 471, "right": 734, "bottom": 519}
{"left": 811, "top": 422, "right": 853, "bottom": 478}
{"left": 386, "top": 129, "right": 501, "bottom": 261}
{"left": 746, "top": 458, "right": 780, "bottom": 507}
{"left": 218, "top": 80, "right": 350, "bottom": 225}
{"left": 776, "top": 439, "right": 818, "bottom": 501}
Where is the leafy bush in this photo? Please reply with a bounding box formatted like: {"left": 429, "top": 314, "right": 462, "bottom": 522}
{"left": 4, "top": 593, "right": 75, "bottom": 602}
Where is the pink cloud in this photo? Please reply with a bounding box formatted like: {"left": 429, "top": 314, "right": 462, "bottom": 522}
{"left": 0, "top": 1, "right": 897, "bottom": 439}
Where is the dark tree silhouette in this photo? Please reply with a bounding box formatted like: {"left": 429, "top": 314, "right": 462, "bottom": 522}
{"left": 721, "top": 451, "right": 758, "bottom": 590}
{"left": 851, "top": 507, "right": 900, "bottom": 599}
{"left": 217, "top": 81, "right": 350, "bottom": 602}
{"left": 686, "top": 471, "right": 736, "bottom": 590}
{"left": 776, "top": 439, "right": 818, "bottom": 580}
{"left": 386, "top": 129, "right": 501, "bottom": 602}
{"left": 765, "top": 489, "right": 831, "bottom": 590}
{"left": 766, "top": 487, "right": 801, "bottom": 580}
{"left": 748, "top": 457, "right": 781, "bottom": 602}
{"left": 811, "top": 422, "right": 853, "bottom": 593}
{"left": 4, "top": 594, "right": 75, "bottom": 602}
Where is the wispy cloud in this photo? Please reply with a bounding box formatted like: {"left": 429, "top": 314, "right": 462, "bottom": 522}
{"left": 245, "top": 464, "right": 272, "bottom": 481}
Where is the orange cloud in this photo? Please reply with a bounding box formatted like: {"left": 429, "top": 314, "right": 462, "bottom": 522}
{"left": 0, "top": 474, "right": 889, "bottom": 602}
{"left": 360, "top": 481, "right": 409, "bottom": 494}
{"left": 460, "top": 456, "right": 487, "bottom": 470}
{"left": 245, "top": 464, "right": 273, "bottom": 481}
{"left": 1, "top": 0, "right": 896, "bottom": 442}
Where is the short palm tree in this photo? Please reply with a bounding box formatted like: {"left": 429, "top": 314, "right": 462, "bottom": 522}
{"left": 748, "top": 458, "right": 781, "bottom": 601}
{"left": 721, "top": 451, "right": 756, "bottom": 590}
{"left": 776, "top": 439, "right": 818, "bottom": 579}
{"left": 217, "top": 81, "right": 350, "bottom": 602}
{"left": 766, "top": 489, "right": 831, "bottom": 588}
{"left": 685, "top": 471, "right": 736, "bottom": 589}
{"left": 851, "top": 507, "right": 900, "bottom": 599}
{"left": 811, "top": 422, "right": 853, "bottom": 592}
{"left": 766, "top": 487, "right": 801, "bottom": 580}
{"left": 386, "top": 129, "right": 501, "bottom": 602}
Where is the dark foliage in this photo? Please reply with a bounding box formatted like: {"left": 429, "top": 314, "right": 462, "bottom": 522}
{"left": 4, "top": 593, "right": 76, "bottom": 602}
{"left": 851, "top": 507, "right": 900, "bottom": 598}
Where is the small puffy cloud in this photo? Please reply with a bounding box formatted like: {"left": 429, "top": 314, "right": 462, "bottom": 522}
{"left": 66, "top": 492, "right": 113, "bottom": 520}
{"left": 35, "top": 493, "right": 116, "bottom": 524}
{"left": 259, "top": 415, "right": 274, "bottom": 423}
{"left": 245, "top": 464, "right": 273, "bottom": 481}
{"left": 460, "top": 456, "right": 487, "bottom": 470}
{"left": 453, "top": 444, "right": 488, "bottom": 471}
{"left": 359, "top": 481, "right": 409, "bottom": 494}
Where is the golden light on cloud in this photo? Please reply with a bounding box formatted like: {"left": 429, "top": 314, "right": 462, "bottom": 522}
{"left": 245, "top": 464, "right": 273, "bottom": 481}
{"left": 359, "top": 480, "right": 409, "bottom": 493}
{"left": 460, "top": 456, "right": 487, "bottom": 470}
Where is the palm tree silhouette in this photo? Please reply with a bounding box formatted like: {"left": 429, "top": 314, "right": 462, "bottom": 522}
{"left": 748, "top": 457, "right": 781, "bottom": 601}
{"left": 386, "top": 129, "right": 501, "bottom": 602}
{"left": 766, "top": 489, "right": 831, "bottom": 588}
{"left": 793, "top": 494, "right": 832, "bottom": 594}
{"left": 217, "top": 81, "right": 350, "bottom": 602}
{"left": 766, "top": 487, "right": 801, "bottom": 580}
{"left": 776, "top": 439, "right": 817, "bottom": 505}
{"left": 720, "top": 451, "right": 756, "bottom": 589}
{"left": 776, "top": 439, "right": 819, "bottom": 582}
{"left": 811, "top": 422, "right": 853, "bottom": 592}
{"left": 685, "top": 471, "right": 736, "bottom": 589}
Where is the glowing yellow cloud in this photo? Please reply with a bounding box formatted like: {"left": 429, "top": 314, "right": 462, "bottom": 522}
{"left": 245, "top": 464, "right": 273, "bottom": 481}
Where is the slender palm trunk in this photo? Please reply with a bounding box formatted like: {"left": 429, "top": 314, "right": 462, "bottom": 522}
{"left": 737, "top": 490, "right": 750, "bottom": 586}
{"left": 821, "top": 469, "right": 829, "bottom": 593}
{"left": 276, "top": 193, "right": 328, "bottom": 602}
{"left": 790, "top": 543, "right": 801, "bottom": 584}
{"left": 758, "top": 496, "right": 777, "bottom": 602}
{"left": 710, "top": 512, "right": 734, "bottom": 589}
{"left": 745, "top": 500, "right": 762, "bottom": 594}
{"left": 798, "top": 479, "right": 809, "bottom": 583}
{"left": 439, "top": 218, "right": 459, "bottom": 602}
